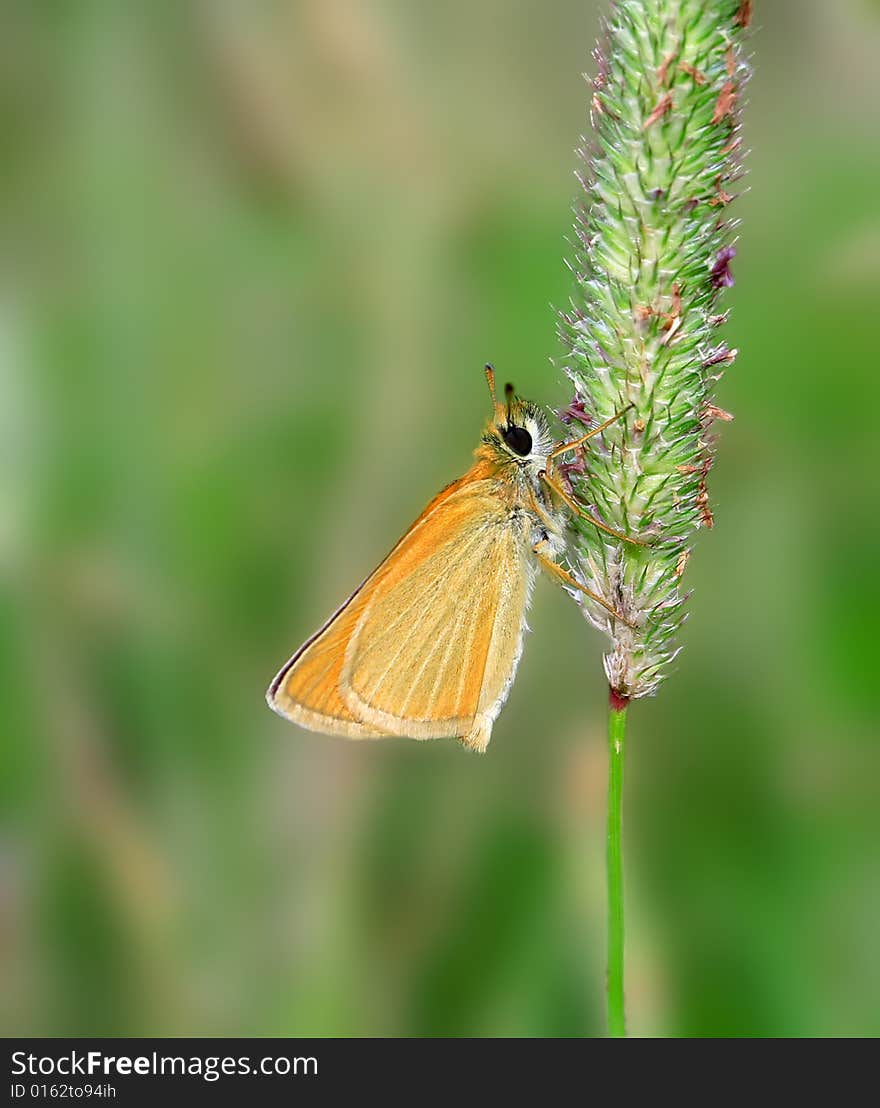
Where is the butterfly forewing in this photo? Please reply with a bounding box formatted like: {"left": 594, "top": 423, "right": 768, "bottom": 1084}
{"left": 267, "top": 473, "right": 532, "bottom": 747}
{"left": 268, "top": 594, "right": 388, "bottom": 738}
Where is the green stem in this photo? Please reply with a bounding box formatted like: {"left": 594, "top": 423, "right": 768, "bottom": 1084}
{"left": 607, "top": 694, "right": 628, "bottom": 1037}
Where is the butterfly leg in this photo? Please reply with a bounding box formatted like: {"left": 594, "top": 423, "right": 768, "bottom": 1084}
{"left": 539, "top": 471, "right": 649, "bottom": 547}
{"left": 532, "top": 541, "right": 637, "bottom": 629}
{"left": 545, "top": 403, "right": 635, "bottom": 479}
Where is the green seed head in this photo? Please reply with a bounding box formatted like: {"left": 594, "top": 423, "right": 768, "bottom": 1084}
{"left": 559, "top": 0, "right": 751, "bottom": 698}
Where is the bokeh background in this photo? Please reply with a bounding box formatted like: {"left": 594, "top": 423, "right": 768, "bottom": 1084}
{"left": 3, "top": 0, "right": 878, "bottom": 1038}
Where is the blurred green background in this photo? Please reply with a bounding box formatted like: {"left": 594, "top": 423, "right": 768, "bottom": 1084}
{"left": 2, "top": 0, "right": 878, "bottom": 1038}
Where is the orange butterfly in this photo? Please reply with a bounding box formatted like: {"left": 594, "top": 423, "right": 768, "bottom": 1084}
{"left": 267, "top": 367, "right": 639, "bottom": 752}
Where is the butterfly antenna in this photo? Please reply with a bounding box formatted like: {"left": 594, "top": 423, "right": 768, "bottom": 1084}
{"left": 484, "top": 363, "right": 498, "bottom": 410}
{"left": 504, "top": 382, "right": 515, "bottom": 429}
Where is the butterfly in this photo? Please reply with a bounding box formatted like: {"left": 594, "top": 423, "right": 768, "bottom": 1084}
{"left": 267, "top": 366, "right": 640, "bottom": 752}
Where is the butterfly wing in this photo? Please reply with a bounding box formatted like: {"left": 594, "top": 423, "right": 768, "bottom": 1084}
{"left": 267, "top": 589, "right": 390, "bottom": 739}
{"left": 267, "top": 474, "right": 533, "bottom": 750}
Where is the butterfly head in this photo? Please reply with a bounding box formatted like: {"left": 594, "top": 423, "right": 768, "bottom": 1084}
{"left": 481, "top": 364, "right": 553, "bottom": 474}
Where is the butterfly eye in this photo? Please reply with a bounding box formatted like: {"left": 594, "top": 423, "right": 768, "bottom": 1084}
{"left": 503, "top": 425, "right": 532, "bottom": 456}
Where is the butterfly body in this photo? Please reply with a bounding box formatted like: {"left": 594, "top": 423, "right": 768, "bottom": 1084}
{"left": 267, "top": 369, "right": 635, "bottom": 752}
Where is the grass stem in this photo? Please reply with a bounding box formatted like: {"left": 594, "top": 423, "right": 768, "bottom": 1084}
{"left": 607, "top": 695, "right": 628, "bottom": 1037}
